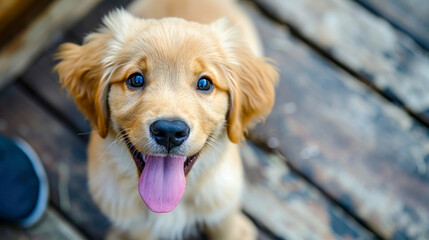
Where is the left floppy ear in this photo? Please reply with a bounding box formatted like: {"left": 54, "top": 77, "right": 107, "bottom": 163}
{"left": 54, "top": 9, "right": 136, "bottom": 138}
{"left": 55, "top": 36, "right": 110, "bottom": 137}
{"left": 211, "top": 19, "right": 279, "bottom": 143}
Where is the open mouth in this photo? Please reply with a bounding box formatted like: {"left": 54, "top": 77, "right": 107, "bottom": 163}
{"left": 121, "top": 132, "right": 200, "bottom": 213}
{"left": 125, "top": 136, "right": 200, "bottom": 177}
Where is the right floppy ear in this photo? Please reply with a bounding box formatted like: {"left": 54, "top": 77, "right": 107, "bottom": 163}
{"left": 210, "top": 19, "right": 278, "bottom": 144}
{"left": 55, "top": 35, "right": 110, "bottom": 138}
{"left": 54, "top": 9, "right": 136, "bottom": 138}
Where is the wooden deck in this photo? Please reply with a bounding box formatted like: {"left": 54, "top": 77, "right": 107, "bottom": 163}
{"left": 0, "top": 0, "right": 428, "bottom": 239}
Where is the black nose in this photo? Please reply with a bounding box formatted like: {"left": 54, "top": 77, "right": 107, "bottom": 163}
{"left": 150, "top": 120, "right": 190, "bottom": 151}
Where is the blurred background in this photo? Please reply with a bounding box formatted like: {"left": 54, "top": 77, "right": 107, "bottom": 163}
{"left": 0, "top": 0, "right": 428, "bottom": 239}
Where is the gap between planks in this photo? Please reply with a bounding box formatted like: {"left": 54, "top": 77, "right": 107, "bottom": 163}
{"left": 353, "top": 0, "right": 429, "bottom": 52}
{"left": 248, "top": 0, "right": 429, "bottom": 131}
{"left": 247, "top": 133, "right": 383, "bottom": 240}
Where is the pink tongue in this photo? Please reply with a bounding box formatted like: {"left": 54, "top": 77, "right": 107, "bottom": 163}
{"left": 138, "top": 155, "right": 186, "bottom": 213}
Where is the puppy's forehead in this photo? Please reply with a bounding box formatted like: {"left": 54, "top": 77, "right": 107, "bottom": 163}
{"left": 127, "top": 18, "right": 220, "bottom": 62}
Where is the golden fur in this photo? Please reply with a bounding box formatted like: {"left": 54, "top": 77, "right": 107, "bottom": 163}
{"left": 55, "top": 0, "right": 277, "bottom": 239}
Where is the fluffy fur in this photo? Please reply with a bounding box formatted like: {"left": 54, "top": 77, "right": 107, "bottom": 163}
{"left": 55, "top": 0, "right": 277, "bottom": 239}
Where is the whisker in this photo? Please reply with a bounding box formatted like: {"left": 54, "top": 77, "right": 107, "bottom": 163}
{"left": 95, "top": 128, "right": 132, "bottom": 162}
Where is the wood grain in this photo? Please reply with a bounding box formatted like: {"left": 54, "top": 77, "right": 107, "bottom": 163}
{"left": 244, "top": 3, "right": 429, "bottom": 239}
{"left": 241, "top": 143, "right": 374, "bottom": 239}
{"left": 0, "top": 86, "right": 110, "bottom": 239}
{"left": 252, "top": 0, "right": 429, "bottom": 125}
{"left": 0, "top": 207, "right": 86, "bottom": 240}
{"left": 354, "top": 0, "right": 429, "bottom": 50}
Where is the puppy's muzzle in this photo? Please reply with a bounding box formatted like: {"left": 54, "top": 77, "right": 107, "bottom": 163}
{"left": 150, "top": 120, "right": 190, "bottom": 151}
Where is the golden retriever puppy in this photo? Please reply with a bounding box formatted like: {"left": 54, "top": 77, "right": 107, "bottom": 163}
{"left": 55, "top": 0, "right": 277, "bottom": 239}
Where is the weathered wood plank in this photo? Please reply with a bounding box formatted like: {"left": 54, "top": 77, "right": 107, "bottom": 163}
{"left": 244, "top": 3, "right": 429, "bottom": 239}
{"left": 241, "top": 143, "right": 375, "bottom": 239}
{"left": 252, "top": 0, "right": 429, "bottom": 125}
{"left": 0, "top": 207, "right": 86, "bottom": 240}
{"left": 354, "top": 0, "right": 429, "bottom": 51}
{"left": 0, "top": 86, "right": 110, "bottom": 239}
{"left": 0, "top": 0, "right": 100, "bottom": 88}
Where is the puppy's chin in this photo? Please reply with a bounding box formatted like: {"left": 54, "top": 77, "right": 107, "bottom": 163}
{"left": 122, "top": 132, "right": 201, "bottom": 213}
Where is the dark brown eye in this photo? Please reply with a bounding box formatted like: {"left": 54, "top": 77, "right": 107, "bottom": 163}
{"left": 127, "top": 73, "right": 145, "bottom": 89}
{"left": 196, "top": 77, "right": 213, "bottom": 92}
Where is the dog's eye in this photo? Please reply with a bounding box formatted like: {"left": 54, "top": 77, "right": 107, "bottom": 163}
{"left": 196, "top": 77, "right": 213, "bottom": 92}
{"left": 127, "top": 73, "right": 145, "bottom": 89}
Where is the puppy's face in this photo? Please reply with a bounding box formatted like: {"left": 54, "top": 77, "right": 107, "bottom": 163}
{"left": 108, "top": 18, "right": 230, "bottom": 169}
{"left": 55, "top": 10, "right": 277, "bottom": 213}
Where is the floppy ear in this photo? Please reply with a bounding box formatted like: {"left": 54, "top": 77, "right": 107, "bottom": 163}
{"left": 55, "top": 34, "right": 110, "bottom": 138}
{"left": 227, "top": 48, "right": 278, "bottom": 143}
{"left": 54, "top": 9, "right": 136, "bottom": 138}
{"left": 212, "top": 19, "right": 278, "bottom": 143}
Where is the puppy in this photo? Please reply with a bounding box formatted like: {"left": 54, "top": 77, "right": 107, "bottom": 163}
{"left": 55, "top": 0, "right": 277, "bottom": 239}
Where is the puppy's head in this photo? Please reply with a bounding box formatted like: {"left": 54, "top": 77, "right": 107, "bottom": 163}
{"left": 55, "top": 10, "right": 277, "bottom": 213}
